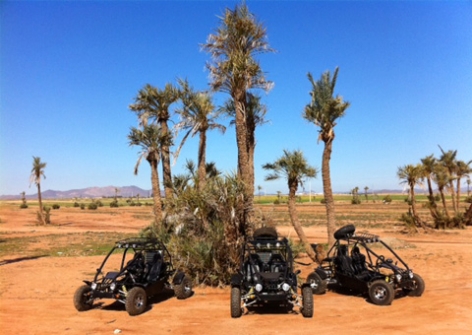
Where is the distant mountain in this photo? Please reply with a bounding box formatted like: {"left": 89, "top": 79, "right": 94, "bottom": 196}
{"left": 0, "top": 186, "right": 153, "bottom": 200}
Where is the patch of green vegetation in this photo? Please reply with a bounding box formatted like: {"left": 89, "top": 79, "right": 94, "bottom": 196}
{"left": 0, "top": 232, "right": 136, "bottom": 259}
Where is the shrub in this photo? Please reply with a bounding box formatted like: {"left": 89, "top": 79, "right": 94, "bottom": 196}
{"left": 52, "top": 204, "right": 60, "bottom": 209}
{"left": 383, "top": 195, "right": 392, "bottom": 204}
{"left": 110, "top": 200, "right": 119, "bottom": 208}
{"left": 88, "top": 203, "right": 98, "bottom": 210}
{"left": 351, "top": 198, "right": 361, "bottom": 205}
{"left": 19, "top": 203, "right": 28, "bottom": 209}
{"left": 80, "top": 203, "right": 85, "bottom": 210}
{"left": 465, "top": 196, "right": 472, "bottom": 204}
{"left": 320, "top": 198, "right": 326, "bottom": 204}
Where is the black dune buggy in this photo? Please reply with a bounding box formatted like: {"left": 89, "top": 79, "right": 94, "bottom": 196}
{"left": 230, "top": 227, "right": 313, "bottom": 318}
{"left": 307, "top": 225, "right": 425, "bottom": 305}
{"left": 73, "top": 237, "right": 192, "bottom": 316}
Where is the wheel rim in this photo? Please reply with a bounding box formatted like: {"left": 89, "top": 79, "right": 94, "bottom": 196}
{"left": 133, "top": 294, "right": 144, "bottom": 308}
{"left": 373, "top": 286, "right": 388, "bottom": 300}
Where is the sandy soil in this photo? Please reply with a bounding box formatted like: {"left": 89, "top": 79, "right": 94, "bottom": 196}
{"left": 1, "top": 205, "right": 471, "bottom": 335}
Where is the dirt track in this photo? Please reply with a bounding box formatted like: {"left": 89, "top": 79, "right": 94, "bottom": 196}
{"left": 1, "top": 205, "right": 471, "bottom": 335}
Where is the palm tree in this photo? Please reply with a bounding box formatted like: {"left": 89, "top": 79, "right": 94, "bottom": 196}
{"left": 397, "top": 164, "right": 427, "bottom": 231}
{"left": 175, "top": 79, "right": 226, "bottom": 191}
{"left": 30, "top": 156, "right": 46, "bottom": 224}
{"left": 467, "top": 178, "right": 471, "bottom": 197}
{"left": 129, "top": 83, "right": 179, "bottom": 203}
{"left": 420, "top": 154, "right": 437, "bottom": 203}
{"left": 438, "top": 146, "right": 458, "bottom": 212}
{"left": 203, "top": 2, "right": 274, "bottom": 228}
{"left": 128, "top": 124, "right": 169, "bottom": 227}
{"left": 263, "top": 149, "right": 318, "bottom": 262}
{"left": 455, "top": 160, "right": 472, "bottom": 207}
{"left": 432, "top": 164, "right": 451, "bottom": 219}
{"left": 364, "top": 186, "right": 369, "bottom": 202}
{"left": 303, "top": 67, "right": 350, "bottom": 245}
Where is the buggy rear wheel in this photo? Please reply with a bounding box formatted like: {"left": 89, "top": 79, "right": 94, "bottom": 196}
{"left": 230, "top": 287, "right": 243, "bottom": 318}
{"left": 174, "top": 275, "right": 193, "bottom": 299}
{"left": 301, "top": 286, "right": 314, "bottom": 318}
{"left": 368, "top": 280, "right": 394, "bottom": 306}
{"left": 125, "top": 287, "right": 147, "bottom": 316}
{"left": 73, "top": 285, "right": 94, "bottom": 311}
{"left": 406, "top": 273, "right": 425, "bottom": 297}
{"left": 306, "top": 272, "right": 327, "bottom": 295}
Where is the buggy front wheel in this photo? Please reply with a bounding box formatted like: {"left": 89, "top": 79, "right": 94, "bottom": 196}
{"left": 368, "top": 280, "right": 394, "bottom": 306}
{"left": 73, "top": 285, "right": 94, "bottom": 311}
{"left": 174, "top": 276, "right": 193, "bottom": 299}
{"left": 406, "top": 273, "right": 425, "bottom": 297}
{"left": 230, "top": 287, "right": 243, "bottom": 318}
{"left": 125, "top": 287, "right": 147, "bottom": 316}
{"left": 301, "top": 286, "right": 314, "bottom": 318}
{"left": 307, "top": 272, "right": 327, "bottom": 295}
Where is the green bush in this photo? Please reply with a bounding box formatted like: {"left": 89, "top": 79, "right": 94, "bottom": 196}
{"left": 88, "top": 203, "right": 98, "bottom": 210}
{"left": 110, "top": 200, "right": 119, "bottom": 208}
{"left": 320, "top": 198, "right": 326, "bottom": 204}
{"left": 52, "top": 204, "right": 60, "bottom": 209}
{"left": 80, "top": 203, "right": 85, "bottom": 210}
{"left": 383, "top": 195, "right": 392, "bottom": 204}
{"left": 465, "top": 196, "right": 472, "bottom": 204}
{"left": 19, "top": 203, "right": 28, "bottom": 209}
{"left": 73, "top": 202, "right": 80, "bottom": 208}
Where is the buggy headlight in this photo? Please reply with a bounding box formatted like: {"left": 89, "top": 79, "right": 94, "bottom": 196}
{"left": 110, "top": 283, "right": 116, "bottom": 291}
{"left": 255, "top": 283, "right": 263, "bottom": 292}
{"left": 395, "top": 274, "right": 402, "bottom": 282}
{"left": 282, "top": 283, "right": 290, "bottom": 292}
{"left": 409, "top": 271, "right": 414, "bottom": 279}
{"left": 91, "top": 282, "right": 97, "bottom": 290}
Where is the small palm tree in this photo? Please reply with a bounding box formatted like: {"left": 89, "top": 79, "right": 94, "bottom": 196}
{"left": 128, "top": 124, "right": 170, "bottom": 228}
{"left": 30, "top": 156, "right": 47, "bottom": 224}
{"left": 438, "top": 146, "right": 458, "bottom": 212}
{"left": 455, "top": 160, "right": 472, "bottom": 206}
{"left": 303, "top": 67, "right": 350, "bottom": 245}
{"left": 175, "top": 79, "right": 226, "bottom": 191}
{"left": 129, "top": 83, "right": 179, "bottom": 203}
{"left": 397, "top": 164, "right": 427, "bottom": 231}
{"left": 263, "top": 149, "right": 318, "bottom": 262}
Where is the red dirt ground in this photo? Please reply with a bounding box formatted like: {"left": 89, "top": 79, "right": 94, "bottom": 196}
{"left": 1, "top": 205, "right": 471, "bottom": 335}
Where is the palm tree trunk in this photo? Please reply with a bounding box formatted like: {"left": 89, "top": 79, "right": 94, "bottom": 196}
{"left": 322, "top": 140, "right": 336, "bottom": 246}
{"left": 150, "top": 159, "right": 162, "bottom": 229}
{"left": 159, "top": 121, "right": 174, "bottom": 203}
{"left": 448, "top": 181, "right": 457, "bottom": 213}
{"left": 439, "top": 187, "right": 450, "bottom": 218}
{"left": 197, "top": 130, "right": 207, "bottom": 191}
{"left": 456, "top": 178, "right": 462, "bottom": 212}
{"left": 287, "top": 184, "right": 317, "bottom": 262}
{"left": 234, "top": 96, "right": 254, "bottom": 230}
{"left": 37, "top": 183, "right": 45, "bottom": 225}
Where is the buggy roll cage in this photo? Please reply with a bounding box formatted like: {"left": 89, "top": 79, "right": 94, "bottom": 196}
{"left": 326, "top": 231, "right": 411, "bottom": 272}
{"left": 93, "top": 238, "right": 175, "bottom": 282}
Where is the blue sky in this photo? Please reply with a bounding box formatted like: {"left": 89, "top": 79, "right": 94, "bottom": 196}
{"left": 1, "top": 0, "right": 471, "bottom": 196}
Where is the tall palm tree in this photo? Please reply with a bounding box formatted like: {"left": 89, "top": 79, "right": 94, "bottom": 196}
{"left": 203, "top": 3, "right": 274, "bottom": 229}
{"left": 128, "top": 124, "right": 169, "bottom": 227}
{"left": 303, "top": 67, "right": 350, "bottom": 245}
{"left": 455, "top": 160, "right": 472, "bottom": 207}
{"left": 175, "top": 79, "right": 226, "bottom": 191}
{"left": 263, "top": 149, "right": 318, "bottom": 262}
{"left": 397, "top": 164, "right": 427, "bottom": 231}
{"left": 30, "top": 156, "right": 46, "bottom": 225}
{"left": 129, "top": 83, "right": 179, "bottom": 203}
{"left": 438, "top": 146, "right": 458, "bottom": 212}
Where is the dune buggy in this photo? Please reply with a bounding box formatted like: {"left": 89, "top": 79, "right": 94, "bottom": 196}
{"left": 230, "top": 227, "right": 313, "bottom": 318}
{"left": 307, "top": 225, "right": 425, "bottom": 305}
{"left": 73, "top": 237, "right": 192, "bottom": 316}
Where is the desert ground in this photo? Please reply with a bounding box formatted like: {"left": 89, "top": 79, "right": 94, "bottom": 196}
{"left": 1, "top": 202, "right": 471, "bottom": 335}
